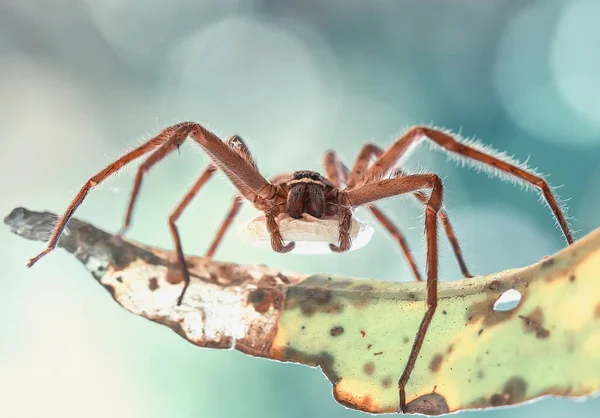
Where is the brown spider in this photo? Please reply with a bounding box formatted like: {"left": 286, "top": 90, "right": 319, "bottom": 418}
{"left": 26, "top": 122, "right": 573, "bottom": 413}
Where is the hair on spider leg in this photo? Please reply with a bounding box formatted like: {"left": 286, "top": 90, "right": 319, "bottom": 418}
{"left": 537, "top": 185, "right": 576, "bottom": 239}
{"left": 45, "top": 216, "right": 70, "bottom": 239}
{"left": 426, "top": 126, "right": 545, "bottom": 191}
{"left": 418, "top": 126, "right": 573, "bottom": 238}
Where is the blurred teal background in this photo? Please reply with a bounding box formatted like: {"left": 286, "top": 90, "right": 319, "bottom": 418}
{"left": 1, "top": 0, "right": 599, "bottom": 417}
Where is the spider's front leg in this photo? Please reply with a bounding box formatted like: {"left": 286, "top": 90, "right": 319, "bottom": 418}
{"left": 345, "top": 174, "right": 443, "bottom": 413}
{"left": 26, "top": 124, "right": 192, "bottom": 267}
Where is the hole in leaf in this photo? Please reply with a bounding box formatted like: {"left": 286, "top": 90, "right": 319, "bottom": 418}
{"left": 493, "top": 289, "right": 522, "bottom": 311}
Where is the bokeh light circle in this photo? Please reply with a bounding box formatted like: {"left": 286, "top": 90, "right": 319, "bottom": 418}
{"left": 82, "top": 0, "right": 242, "bottom": 67}
{"left": 493, "top": 0, "right": 599, "bottom": 146}
{"left": 161, "top": 16, "right": 339, "bottom": 172}
{"left": 550, "top": 0, "right": 600, "bottom": 130}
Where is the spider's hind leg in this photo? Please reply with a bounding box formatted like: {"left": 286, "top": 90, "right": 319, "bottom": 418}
{"left": 365, "top": 126, "right": 574, "bottom": 245}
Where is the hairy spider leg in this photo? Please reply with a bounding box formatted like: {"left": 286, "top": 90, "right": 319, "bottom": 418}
{"left": 168, "top": 164, "right": 217, "bottom": 304}
{"left": 26, "top": 124, "right": 191, "bottom": 268}
{"left": 345, "top": 174, "right": 444, "bottom": 412}
{"left": 117, "top": 127, "right": 192, "bottom": 237}
{"left": 407, "top": 183, "right": 471, "bottom": 278}
{"left": 205, "top": 195, "right": 243, "bottom": 258}
{"left": 364, "top": 127, "right": 574, "bottom": 245}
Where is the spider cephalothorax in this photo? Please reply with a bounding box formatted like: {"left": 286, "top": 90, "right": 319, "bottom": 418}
{"left": 27, "top": 122, "right": 574, "bottom": 412}
{"left": 285, "top": 170, "right": 330, "bottom": 219}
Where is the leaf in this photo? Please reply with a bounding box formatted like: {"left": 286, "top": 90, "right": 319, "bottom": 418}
{"left": 5, "top": 207, "right": 600, "bottom": 415}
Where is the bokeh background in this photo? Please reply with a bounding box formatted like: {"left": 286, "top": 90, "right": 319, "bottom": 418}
{"left": 1, "top": 0, "right": 599, "bottom": 417}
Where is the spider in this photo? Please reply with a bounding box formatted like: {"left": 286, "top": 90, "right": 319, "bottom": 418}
{"left": 26, "top": 122, "right": 573, "bottom": 412}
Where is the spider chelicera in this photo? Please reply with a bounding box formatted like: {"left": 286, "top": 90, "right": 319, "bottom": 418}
{"left": 27, "top": 122, "right": 573, "bottom": 412}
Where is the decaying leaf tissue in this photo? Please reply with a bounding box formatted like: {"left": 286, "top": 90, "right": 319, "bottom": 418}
{"left": 5, "top": 207, "right": 600, "bottom": 415}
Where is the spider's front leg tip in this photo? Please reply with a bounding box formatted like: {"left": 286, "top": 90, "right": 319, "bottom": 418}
{"left": 26, "top": 249, "right": 50, "bottom": 268}
{"left": 398, "top": 393, "right": 408, "bottom": 414}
